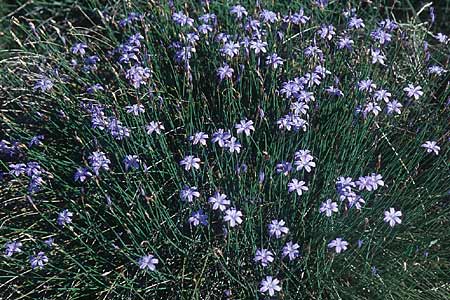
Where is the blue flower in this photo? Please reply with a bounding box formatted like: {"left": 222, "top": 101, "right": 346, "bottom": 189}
{"left": 403, "top": 84, "right": 423, "bottom": 100}
{"left": 107, "top": 117, "right": 130, "bottom": 140}
{"left": 5, "top": 241, "right": 22, "bottom": 257}
{"left": 71, "top": 43, "right": 88, "bottom": 56}
{"left": 260, "top": 10, "right": 278, "bottom": 24}
{"left": 338, "top": 36, "right": 354, "bottom": 51}
{"left": 172, "top": 11, "right": 194, "bottom": 27}
{"left": 119, "top": 12, "right": 141, "bottom": 27}
{"left": 288, "top": 179, "right": 308, "bottom": 196}
{"left": 289, "top": 9, "right": 310, "bottom": 24}
{"left": 371, "top": 49, "right": 386, "bottom": 65}
{"left": 57, "top": 209, "right": 73, "bottom": 226}
{"left": 211, "top": 129, "right": 231, "bottom": 147}
{"left": 180, "top": 186, "right": 200, "bottom": 203}
{"left": 123, "top": 155, "right": 140, "bottom": 171}
{"left": 9, "top": 163, "right": 26, "bottom": 176}
{"left": 276, "top": 161, "right": 292, "bottom": 176}
{"left": 225, "top": 137, "right": 241, "bottom": 153}
{"left": 221, "top": 41, "right": 240, "bottom": 58}
{"left": 74, "top": 167, "right": 92, "bottom": 182}
{"left": 86, "top": 83, "right": 104, "bottom": 94}
{"left": 44, "top": 238, "right": 54, "bottom": 248}
{"left": 249, "top": 40, "right": 267, "bottom": 55}
{"left": 88, "top": 151, "right": 111, "bottom": 175}
{"left": 180, "top": 155, "right": 201, "bottom": 171}
{"left": 33, "top": 78, "right": 53, "bottom": 92}
{"left": 386, "top": 100, "right": 403, "bottom": 115}
{"left": 230, "top": 5, "right": 247, "bottom": 20}
{"left": 30, "top": 252, "right": 48, "bottom": 269}
{"left": 258, "top": 170, "right": 265, "bottom": 184}
{"left": 317, "top": 24, "right": 336, "bottom": 40}
{"left": 199, "top": 13, "right": 217, "bottom": 24}
{"left": 266, "top": 53, "right": 283, "bottom": 69}
{"left": 28, "top": 135, "right": 44, "bottom": 147}
{"left": 188, "top": 209, "right": 208, "bottom": 226}
{"left": 348, "top": 17, "right": 365, "bottom": 29}
{"left": 217, "top": 64, "right": 234, "bottom": 81}
{"left": 126, "top": 65, "right": 151, "bottom": 88}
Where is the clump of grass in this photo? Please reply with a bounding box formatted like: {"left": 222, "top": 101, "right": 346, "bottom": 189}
{"left": 1, "top": 1, "right": 449, "bottom": 299}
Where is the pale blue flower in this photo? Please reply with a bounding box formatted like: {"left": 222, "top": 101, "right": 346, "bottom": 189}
{"left": 189, "top": 132, "right": 209, "bottom": 146}
{"left": 288, "top": 179, "right": 308, "bottom": 196}
{"left": 208, "top": 192, "right": 230, "bottom": 211}
{"left": 403, "top": 84, "right": 423, "bottom": 100}
{"left": 180, "top": 186, "right": 200, "bottom": 203}
{"left": 268, "top": 219, "right": 289, "bottom": 238}
{"left": 230, "top": 5, "right": 247, "bottom": 19}
{"left": 358, "top": 79, "right": 377, "bottom": 93}
{"left": 384, "top": 208, "right": 402, "bottom": 227}
{"left": 235, "top": 119, "right": 255, "bottom": 136}
{"left": 320, "top": 199, "right": 338, "bottom": 217}
{"left": 180, "top": 155, "right": 201, "bottom": 171}
{"left": 317, "top": 24, "right": 336, "bottom": 40}
{"left": 259, "top": 276, "right": 281, "bottom": 296}
{"left": 254, "top": 248, "right": 274, "bottom": 267}
{"left": 145, "top": 121, "right": 164, "bottom": 135}
{"left": 282, "top": 241, "right": 300, "bottom": 261}
{"left": 364, "top": 102, "right": 382, "bottom": 116}
{"left": 88, "top": 151, "right": 111, "bottom": 175}
{"left": 126, "top": 104, "right": 145, "bottom": 115}
{"left": 276, "top": 161, "right": 292, "bottom": 176}
{"left": 348, "top": 17, "right": 365, "bottom": 29}
{"left": 260, "top": 10, "right": 278, "bottom": 24}
{"left": 249, "top": 40, "right": 267, "bottom": 55}
{"left": 328, "top": 238, "right": 349, "bottom": 253}
{"left": 290, "top": 9, "right": 310, "bottom": 25}
{"left": 266, "top": 53, "right": 283, "bottom": 69}
{"left": 386, "top": 100, "right": 402, "bottom": 115}
{"left": 172, "top": 11, "right": 194, "bottom": 27}
{"left": 221, "top": 41, "right": 240, "bottom": 58}
{"left": 217, "top": 64, "right": 234, "bottom": 80}
{"left": 33, "top": 78, "right": 53, "bottom": 92}
{"left": 138, "top": 254, "right": 158, "bottom": 271}
{"left": 225, "top": 137, "right": 241, "bottom": 153}
{"left": 294, "top": 155, "right": 316, "bottom": 173}
{"left": 373, "top": 89, "right": 392, "bottom": 103}
{"left": 421, "top": 141, "right": 440, "bottom": 155}
{"left": 224, "top": 208, "right": 243, "bottom": 227}
{"left": 371, "top": 49, "right": 386, "bottom": 65}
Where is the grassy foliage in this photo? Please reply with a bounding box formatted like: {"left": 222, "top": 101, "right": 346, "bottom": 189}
{"left": 1, "top": 1, "right": 449, "bottom": 299}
